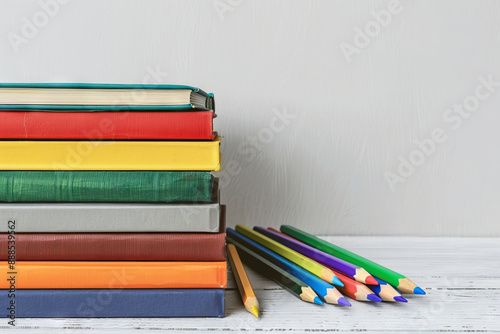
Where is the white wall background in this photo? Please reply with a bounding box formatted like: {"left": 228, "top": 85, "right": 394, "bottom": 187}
{"left": 1, "top": 0, "right": 499, "bottom": 236}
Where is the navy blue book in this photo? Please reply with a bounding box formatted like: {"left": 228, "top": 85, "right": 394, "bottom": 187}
{"left": 2, "top": 289, "right": 224, "bottom": 318}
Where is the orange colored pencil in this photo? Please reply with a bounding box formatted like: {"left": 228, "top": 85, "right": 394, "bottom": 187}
{"left": 227, "top": 244, "right": 259, "bottom": 317}
{"left": 1, "top": 261, "right": 227, "bottom": 289}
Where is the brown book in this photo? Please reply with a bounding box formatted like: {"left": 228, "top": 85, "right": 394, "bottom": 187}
{"left": 1, "top": 206, "right": 226, "bottom": 261}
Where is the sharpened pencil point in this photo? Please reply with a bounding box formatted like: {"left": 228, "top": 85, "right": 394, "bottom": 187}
{"left": 332, "top": 276, "right": 344, "bottom": 287}
{"left": 365, "top": 276, "right": 378, "bottom": 285}
{"left": 394, "top": 296, "right": 408, "bottom": 303}
{"left": 251, "top": 306, "right": 259, "bottom": 318}
{"left": 337, "top": 297, "right": 351, "bottom": 307}
{"left": 313, "top": 297, "right": 323, "bottom": 305}
{"left": 413, "top": 287, "right": 426, "bottom": 295}
{"left": 367, "top": 294, "right": 382, "bottom": 302}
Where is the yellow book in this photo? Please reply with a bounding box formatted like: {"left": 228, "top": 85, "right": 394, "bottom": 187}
{"left": 0, "top": 137, "right": 220, "bottom": 171}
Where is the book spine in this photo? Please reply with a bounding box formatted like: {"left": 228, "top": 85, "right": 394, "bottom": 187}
{"left": 0, "top": 233, "right": 226, "bottom": 260}
{"left": 0, "top": 289, "right": 224, "bottom": 317}
{"left": 0, "top": 261, "right": 227, "bottom": 289}
{"left": 0, "top": 138, "right": 221, "bottom": 171}
{"left": 0, "top": 203, "right": 221, "bottom": 233}
{"left": 0, "top": 206, "right": 227, "bottom": 261}
{"left": 0, "top": 171, "right": 214, "bottom": 203}
{"left": 0, "top": 111, "right": 214, "bottom": 140}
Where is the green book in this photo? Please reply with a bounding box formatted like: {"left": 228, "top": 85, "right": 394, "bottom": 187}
{"left": 0, "top": 171, "right": 215, "bottom": 203}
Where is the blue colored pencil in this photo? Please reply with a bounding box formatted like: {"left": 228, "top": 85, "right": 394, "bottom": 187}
{"left": 226, "top": 228, "right": 351, "bottom": 306}
{"left": 367, "top": 277, "right": 408, "bottom": 303}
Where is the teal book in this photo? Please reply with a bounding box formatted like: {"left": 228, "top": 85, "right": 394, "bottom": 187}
{"left": 0, "top": 171, "right": 215, "bottom": 203}
{"left": 0, "top": 83, "right": 214, "bottom": 111}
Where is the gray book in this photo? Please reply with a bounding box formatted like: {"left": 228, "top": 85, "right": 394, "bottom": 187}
{"left": 1, "top": 201, "right": 221, "bottom": 233}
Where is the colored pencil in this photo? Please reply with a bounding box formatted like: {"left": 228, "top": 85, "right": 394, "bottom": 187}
{"left": 235, "top": 225, "right": 343, "bottom": 286}
{"left": 368, "top": 277, "right": 408, "bottom": 303}
{"left": 261, "top": 227, "right": 378, "bottom": 285}
{"left": 227, "top": 244, "right": 259, "bottom": 317}
{"left": 280, "top": 225, "right": 425, "bottom": 295}
{"left": 227, "top": 238, "right": 323, "bottom": 305}
{"left": 227, "top": 228, "right": 350, "bottom": 306}
{"left": 330, "top": 268, "right": 382, "bottom": 302}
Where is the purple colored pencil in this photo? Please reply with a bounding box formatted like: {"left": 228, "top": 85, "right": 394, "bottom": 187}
{"left": 255, "top": 227, "right": 378, "bottom": 285}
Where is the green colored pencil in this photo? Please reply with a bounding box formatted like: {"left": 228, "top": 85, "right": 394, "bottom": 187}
{"left": 235, "top": 225, "right": 343, "bottom": 286}
{"left": 280, "top": 225, "right": 425, "bottom": 295}
{"left": 228, "top": 238, "right": 323, "bottom": 305}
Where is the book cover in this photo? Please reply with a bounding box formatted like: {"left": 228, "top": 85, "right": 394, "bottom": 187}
{"left": 0, "top": 111, "right": 215, "bottom": 140}
{"left": 0, "top": 171, "right": 216, "bottom": 203}
{"left": 0, "top": 83, "right": 214, "bottom": 111}
{"left": 0, "top": 261, "right": 227, "bottom": 289}
{"left": 0, "top": 206, "right": 227, "bottom": 260}
{"left": 0, "top": 200, "right": 221, "bottom": 233}
{"left": 1, "top": 289, "right": 224, "bottom": 318}
{"left": 0, "top": 137, "right": 221, "bottom": 171}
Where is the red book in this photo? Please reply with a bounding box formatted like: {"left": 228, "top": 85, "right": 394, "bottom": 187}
{"left": 0, "top": 110, "right": 215, "bottom": 140}
{"left": 0, "top": 207, "right": 226, "bottom": 261}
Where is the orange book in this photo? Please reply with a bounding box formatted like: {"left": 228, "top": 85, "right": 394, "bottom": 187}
{"left": 2, "top": 261, "right": 227, "bottom": 289}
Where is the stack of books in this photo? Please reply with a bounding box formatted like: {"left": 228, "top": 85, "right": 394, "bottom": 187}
{"left": 0, "top": 83, "right": 226, "bottom": 319}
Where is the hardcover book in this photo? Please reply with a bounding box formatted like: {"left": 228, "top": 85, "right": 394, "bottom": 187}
{"left": 0, "top": 261, "right": 227, "bottom": 289}
{"left": 0, "top": 171, "right": 216, "bottom": 203}
{"left": 0, "top": 206, "right": 227, "bottom": 261}
{"left": 0, "top": 137, "right": 221, "bottom": 171}
{"left": 1, "top": 289, "right": 224, "bottom": 318}
{"left": 0, "top": 198, "right": 221, "bottom": 233}
{"left": 0, "top": 83, "right": 214, "bottom": 111}
{"left": 0, "top": 111, "right": 215, "bottom": 140}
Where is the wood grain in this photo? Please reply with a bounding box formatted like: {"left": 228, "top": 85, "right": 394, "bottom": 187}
{"left": 1, "top": 236, "right": 498, "bottom": 332}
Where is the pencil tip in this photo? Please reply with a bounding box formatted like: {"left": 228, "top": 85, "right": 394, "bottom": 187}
{"left": 394, "top": 296, "right": 408, "bottom": 303}
{"left": 365, "top": 276, "right": 378, "bottom": 285}
{"left": 251, "top": 306, "right": 259, "bottom": 318}
{"left": 332, "top": 276, "right": 344, "bottom": 287}
{"left": 337, "top": 297, "right": 351, "bottom": 306}
{"left": 367, "top": 294, "right": 382, "bottom": 302}
{"left": 413, "top": 287, "right": 426, "bottom": 295}
{"left": 313, "top": 297, "right": 324, "bottom": 305}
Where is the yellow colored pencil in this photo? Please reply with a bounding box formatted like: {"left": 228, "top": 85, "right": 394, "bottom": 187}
{"left": 227, "top": 244, "right": 259, "bottom": 318}
{"left": 235, "top": 225, "right": 343, "bottom": 287}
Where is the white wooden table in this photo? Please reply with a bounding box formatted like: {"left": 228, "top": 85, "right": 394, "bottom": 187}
{"left": 3, "top": 237, "right": 499, "bottom": 333}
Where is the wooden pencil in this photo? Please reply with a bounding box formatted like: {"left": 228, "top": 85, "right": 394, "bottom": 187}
{"left": 262, "top": 227, "right": 378, "bottom": 285}
{"left": 227, "top": 238, "right": 323, "bottom": 305}
{"left": 235, "top": 225, "right": 343, "bottom": 286}
{"left": 227, "top": 244, "right": 259, "bottom": 317}
{"left": 227, "top": 228, "right": 350, "bottom": 306}
{"left": 367, "top": 277, "right": 408, "bottom": 302}
{"left": 280, "top": 225, "right": 425, "bottom": 295}
{"left": 330, "top": 268, "right": 382, "bottom": 302}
